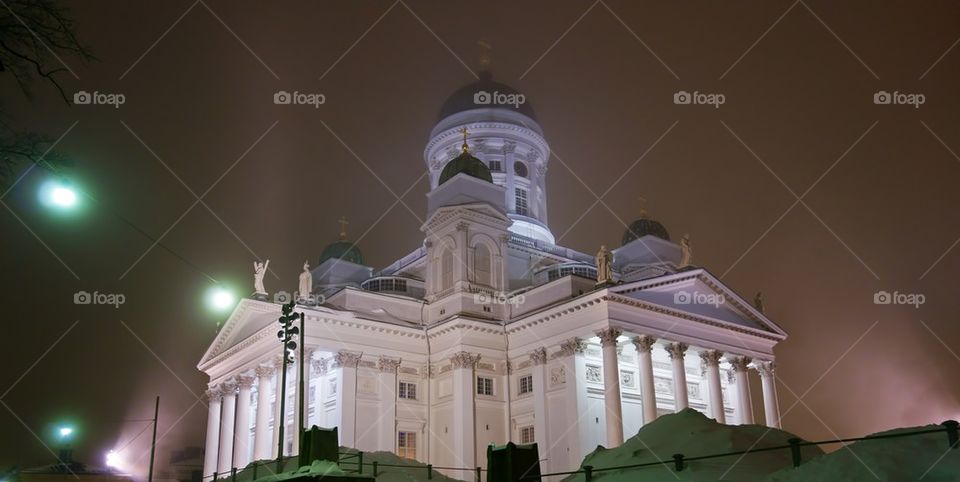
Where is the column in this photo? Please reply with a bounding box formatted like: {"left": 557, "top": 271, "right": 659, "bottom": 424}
{"left": 335, "top": 351, "right": 361, "bottom": 447}
{"left": 378, "top": 356, "right": 401, "bottom": 453}
{"left": 291, "top": 349, "right": 315, "bottom": 456}
{"left": 699, "top": 350, "right": 725, "bottom": 423}
{"left": 756, "top": 360, "right": 780, "bottom": 428}
{"left": 597, "top": 328, "right": 624, "bottom": 447}
{"left": 311, "top": 358, "right": 328, "bottom": 428}
{"left": 559, "top": 338, "right": 590, "bottom": 468}
{"left": 730, "top": 356, "right": 755, "bottom": 424}
{"left": 233, "top": 374, "right": 254, "bottom": 468}
{"left": 454, "top": 222, "right": 469, "bottom": 290}
{"left": 632, "top": 336, "right": 658, "bottom": 424}
{"left": 450, "top": 351, "right": 480, "bottom": 470}
{"left": 202, "top": 387, "right": 222, "bottom": 480}
{"left": 664, "top": 343, "right": 689, "bottom": 411}
{"left": 271, "top": 355, "right": 284, "bottom": 458}
{"left": 253, "top": 365, "right": 274, "bottom": 461}
{"left": 529, "top": 348, "right": 549, "bottom": 471}
{"left": 217, "top": 379, "right": 237, "bottom": 473}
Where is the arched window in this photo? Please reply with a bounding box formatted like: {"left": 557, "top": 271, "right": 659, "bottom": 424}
{"left": 474, "top": 244, "right": 492, "bottom": 286}
{"left": 440, "top": 248, "right": 454, "bottom": 291}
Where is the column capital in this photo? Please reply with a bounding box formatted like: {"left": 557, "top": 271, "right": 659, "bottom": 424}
{"left": 333, "top": 350, "right": 362, "bottom": 368}
{"left": 754, "top": 360, "right": 776, "bottom": 377}
{"left": 254, "top": 364, "right": 275, "bottom": 377}
{"left": 456, "top": 221, "right": 469, "bottom": 231}
{"left": 596, "top": 327, "right": 622, "bottom": 347}
{"left": 272, "top": 354, "right": 285, "bottom": 369}
{"left": 559, "top": 338, "right": 587, "bottom": 357}
{"left": 312, "top": 357, "right": 329, "bottom": 375}
{"left": 699, "top": 350, "right": 724, "bottom": 367}
{"left": 632, "top": 335, "right": 656, "bottom": 353}
{"left": 221, "top": 379, "right": 238, "bottom": 395}
{"left": 237, "top": 374, "right": 256, "bottom": 389}
{"left": 450, "top": 351, "right": 481, "bottom": 369}
{"left": 730, "top": 355, "right": 752, "bottom": 372}
{"left": 664, "top": 342, "right": 689, "bottom": 360}
{"left": 204, "top": 387, "right": 222, "bottom": 402}
{"left": 529, "top": 347, "right": 547, "bottom": 366}
{"left": 377, "top": 356, "right": 402, "bottom": 373}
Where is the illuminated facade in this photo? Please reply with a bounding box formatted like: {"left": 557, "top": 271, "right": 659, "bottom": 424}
{"left": 197, "top": 72, "right": 787, "bottom": 479}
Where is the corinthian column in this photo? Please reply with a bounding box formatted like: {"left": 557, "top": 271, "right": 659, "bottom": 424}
{"left": 559, "top": 338, "right": 589, "bottom": 468}
{"left": 311, "top": 358, "right": 328, "bottom": 428}
{"left": 529, "top": 348, "right": 549, "bottom": 471}
{"left": 253, "top": 365, "right": 274, "bottom": 461}
{"left": 377, "top": 356, "right": 401, "bottom": 453}
{"left": 233, "top": 374, "right": 255, "bottom": 468}
{"left": 334, "top": 351, "right": 362, "bottom": 448}
{"left": 202, "top": 387, "right": 222, "bottom": 480}
{"left": 271, "top": 355, "right": 284, "bottom": 457}
{"left": 450, "top": 351, "right": 480, "bottom": 470}
{"left": 699, "top": 350, "right": 725, "bottom": 423}
{"left": 755, "top": 360, "right": 780, "bottom": 428}
{"left": 217, "top": 380, "right": 237, "bottom": 473}
{"left": 730, "top": 356, "right": 754, "bottom": 424}
{"left": 632, "top": 336, "right": 658, "bottom": 424}
{"left": 664, "top": 343, "right": 689, "bottom": 411}
{"left": 597, "top": 328, "right": 624, "bottom": 447}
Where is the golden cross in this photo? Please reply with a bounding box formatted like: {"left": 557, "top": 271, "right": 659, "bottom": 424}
{"left": 338, "top": 216, "right": 349, "bottom": 240}
{"left": 637, "top": 196, "right": 648, "bottom": 217}
{"left": 460, "top": 127, "right": 469, "bottom": 152}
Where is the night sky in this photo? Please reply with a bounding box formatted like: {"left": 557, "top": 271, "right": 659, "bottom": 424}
{"left": 2, "top": 0, "right": 959, "bottom": 475}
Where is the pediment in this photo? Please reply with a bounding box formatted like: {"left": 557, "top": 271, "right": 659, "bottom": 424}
{"left": 197, "top": 298, "right": 279, "bottom": 370}
{"left": 610, "top": 269, "right": 787, "bottom": 338}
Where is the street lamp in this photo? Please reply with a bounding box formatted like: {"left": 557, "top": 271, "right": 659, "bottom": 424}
{"left": 39, "top": 180, "right": 79, "bottom": 210}
{"left": 207, "top": 287, "right": 236, "bottom": 312}
{"left": 58, "top": 426, "right": 74, "bottom": 439}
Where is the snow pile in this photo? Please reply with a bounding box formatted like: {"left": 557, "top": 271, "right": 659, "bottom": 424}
{"left": 561, "top": 408, "right": 823, "bottom": 482}
{"left": 765, "top": 425, "right": 960, "bottom": 482}
{"left": 336, "top": 448, "right": 464, "bottom": 482}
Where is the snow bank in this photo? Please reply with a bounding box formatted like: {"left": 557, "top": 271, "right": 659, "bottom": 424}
{"left": 560, "top": 408, "right": 823, "bottom": 481}
{"left": 765, "top": 424, "right": 960, "bottom": 482}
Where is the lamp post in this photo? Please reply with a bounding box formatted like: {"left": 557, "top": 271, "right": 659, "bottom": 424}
{"left": 275, "top": 301, "right": 300, "bottom": 473}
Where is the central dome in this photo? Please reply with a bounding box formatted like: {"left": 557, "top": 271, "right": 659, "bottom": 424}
{"left": 437, "top": 71, "right": 537, "bottom": 121}
{"left": 622, "top": 217, "right": 671, "bottom": 245}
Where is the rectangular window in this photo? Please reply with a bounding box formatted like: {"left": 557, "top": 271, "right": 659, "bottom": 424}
{"left": 398, "top": 381, "right": 417, "bottom": 400}
{"left": 520, "top": 426, "right": 535, "bottom": 444}
{"left": 398, "top": 431, "right": 417, "bottom": 460}
{"left": 488, "top": 160, "right": 502, "bottom": 172}
{"left": 395, "top": 279, "right": 407, "bottom": 291}
{"left": 515, "top": 187, "right": 529, "bottom": 216}
{"left": 519, "top": 374, "right": 533, "bottom": 395}
{"left": 477, "top": 376, "right": 494, "bottom": 396}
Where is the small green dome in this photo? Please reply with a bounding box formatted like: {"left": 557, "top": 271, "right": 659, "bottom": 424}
{"left": 438, "top": 150, "right": 493, "bottom": 185}
{"left": 622, "top": 217, "right": 671, "bottom": 246}
{"left": 319, "top": 240, "right": 364, "bottom": 265}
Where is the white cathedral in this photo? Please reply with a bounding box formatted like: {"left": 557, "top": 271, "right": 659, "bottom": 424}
{"left": 197, "top": 72, "right": 788, "bottom": 479}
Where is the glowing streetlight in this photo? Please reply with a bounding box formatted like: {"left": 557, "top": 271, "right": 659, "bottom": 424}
{"left": 58, "top": 426, "right": 74, "bottom": 439}
{"left": 39, "top": 180, "right": 80, "bottom": 210}
{"left": 207, "top": 287, "right": 236, "bottom": 312}
{"left": 105, "top": 450, "right": 122, "bottom": 469}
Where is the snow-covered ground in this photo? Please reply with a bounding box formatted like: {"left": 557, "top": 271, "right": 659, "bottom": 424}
{"left": 559, "top": 408, "right": 823, "bottom": 481}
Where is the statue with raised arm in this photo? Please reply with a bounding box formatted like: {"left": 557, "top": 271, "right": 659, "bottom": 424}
{"left": 253, "top": 259, "right": 269, "bottom": 296}
{"left": 596, "top": 245, "right": 613, "bottom": 285}
{"left": 298, "top": 260, "right": 313, "bottom": 303}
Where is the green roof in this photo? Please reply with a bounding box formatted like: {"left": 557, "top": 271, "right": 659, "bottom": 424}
{"left": 319, "top": 240, "right": 364, "bottom": 265}
{"left": 438, "top": 151, "right": 493, "bottom": 185}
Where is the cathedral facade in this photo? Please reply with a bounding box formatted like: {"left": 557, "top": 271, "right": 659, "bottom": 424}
{"left": 197, "top": 72, "right": 787, "bottom": 478}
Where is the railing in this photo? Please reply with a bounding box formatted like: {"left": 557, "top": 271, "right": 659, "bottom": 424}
{"left": 207, "top": 450, "right": 489, "bottom": 481}
{"left": 520, "top": 421, "right": 960, "bottom": 481}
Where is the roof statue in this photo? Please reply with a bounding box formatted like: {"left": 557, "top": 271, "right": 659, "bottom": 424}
{"left": 298, "top": 260, "right": 312, "bottom": 303}
{"left": 253, "top": 259, "right": 269, "bottom": 297}
{"left": 680, "top": 233, "right": 693, "bottom": 267}
{"left": 596, "top": 245, "right": 613, "bottom": 286}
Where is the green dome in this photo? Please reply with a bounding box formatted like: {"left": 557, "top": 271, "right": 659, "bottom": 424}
{"left": 319, "top": 240, "right": 364, "bottom": 265}
{"left": 622, "top": 217, "right": 671, "bottom": 246}
{"left": 438, "top": 150, "right": 493, "bottom": 185}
